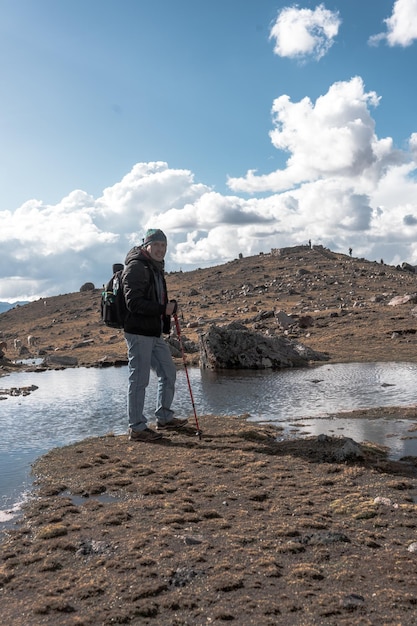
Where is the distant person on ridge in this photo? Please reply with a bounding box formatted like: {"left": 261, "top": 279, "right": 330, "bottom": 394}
{"left": 122, "top": 228, "right": 187, "bottom": 441}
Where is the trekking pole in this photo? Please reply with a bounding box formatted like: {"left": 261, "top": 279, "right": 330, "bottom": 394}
{"left": 173, "top": 313, "right": 202, "bottom": 440}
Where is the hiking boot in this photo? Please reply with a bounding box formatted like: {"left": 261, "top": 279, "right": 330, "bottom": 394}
{"left": 128, "top": 427, "right": 163, "bottom": 442}
{"left": 156, "top": 417, "right": 188, "bottom": 431}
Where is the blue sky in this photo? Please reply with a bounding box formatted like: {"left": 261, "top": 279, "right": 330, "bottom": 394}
{"left": 1, "top": 0, "right": 417, "bottom": 302}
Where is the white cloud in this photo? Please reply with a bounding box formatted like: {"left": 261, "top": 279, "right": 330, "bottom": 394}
{"left": 94, "top": 161, "right": 209, "bottom": 233}
{"left": 409, "top": 132, "right": 417, "bottom": 156}
{"left": 1, "top": 79, "right": 417, "bottom": 302}
{"left": 369, "top": 0, "right": 417, "bottom": 47}
{"left": 0, "top": 163, "right": 212, "bottom": 301}
{"left": 176, "top": 75, "right": 417, "bottom": 270}
{"left": 227, "top": 77, "right": 396, "bottom": 194}
{"left": 155, "top": 192, "right": 273, "bottom": 231}
{"left": 269, "top": 4, "right": 341, "bottom": 61}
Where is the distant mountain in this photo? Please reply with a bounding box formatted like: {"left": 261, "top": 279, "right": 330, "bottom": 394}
{"left": 0, "top": 301, "right": 29, "bottom": 314}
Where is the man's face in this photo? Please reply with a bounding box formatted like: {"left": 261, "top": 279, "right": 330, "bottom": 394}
{"left": 146, "top": 240, "right": 167, "bottom": 262}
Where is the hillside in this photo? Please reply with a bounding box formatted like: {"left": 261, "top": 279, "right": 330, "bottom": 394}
{"left": 1, "top": 245, "right": 417, "bottom": 372}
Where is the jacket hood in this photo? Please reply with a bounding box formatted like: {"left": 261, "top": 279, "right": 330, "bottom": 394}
{"left": 124, "top": 246, "right": 164, "bottom": 273}
{"left": 124, "top": 246, "right": 147, "bottom": 266}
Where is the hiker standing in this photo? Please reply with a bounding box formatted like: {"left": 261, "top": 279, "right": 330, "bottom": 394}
{"left": 122, "top": 228, "right": 188, "bottom": 441}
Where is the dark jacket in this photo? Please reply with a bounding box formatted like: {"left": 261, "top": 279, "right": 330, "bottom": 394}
{"left": 122, "top": 246, "right": 171, "bottom": 336}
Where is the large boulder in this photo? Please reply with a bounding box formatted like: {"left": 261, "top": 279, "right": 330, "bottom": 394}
{"left": 199, "top": 322, "right": 329, "bottom": 370}
{"left": 42, "top": 355, "right": 78, "bottom": 368}
{"left": 80, "top": 282, "right": 95, "bottom": 292}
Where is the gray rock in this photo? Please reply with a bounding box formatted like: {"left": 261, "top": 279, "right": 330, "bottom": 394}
{"left": 42, "top": 355, "right": 78, "bottom": 367}
{"left": 332, "top": 437, "right": 364, "bottom": 461}
{"left": 199, "top": 322, "right": 329, "bottom": 370}
{"left": 275, "top": 310, "right": 294, "bottom": 330}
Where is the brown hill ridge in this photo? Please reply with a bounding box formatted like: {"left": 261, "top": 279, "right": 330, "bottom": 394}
{"left": 1, "top": 244, "right": 417, "bottom": 373}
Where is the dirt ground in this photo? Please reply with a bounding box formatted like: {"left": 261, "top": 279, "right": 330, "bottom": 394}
{"left": 2, "top": 412, "right": 417, "bottom": 625}
{"left": 2, "top": 246, "right": 417, "bottom": 624}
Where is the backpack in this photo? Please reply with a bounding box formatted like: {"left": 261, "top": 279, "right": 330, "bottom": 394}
{"left": 101, "top": 264, "right": 128, "bottom": 329}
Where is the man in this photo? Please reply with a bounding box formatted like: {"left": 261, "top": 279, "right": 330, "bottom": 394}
{"left": 122, "top": 228, "right": 188, "bottom": 441}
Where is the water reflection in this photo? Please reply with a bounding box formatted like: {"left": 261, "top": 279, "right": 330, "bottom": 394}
{"left": 199, "top": 363, "right": 417, "bottom": 422}
{"left": 1, "top": 362, "right": 417, "bottom": 528}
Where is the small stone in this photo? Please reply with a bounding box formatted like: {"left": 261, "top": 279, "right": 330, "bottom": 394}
{"left": 183, "top": 535, "right": 203, "bottom": 545}
{"left": 341, "top": 593, "right": 365, "bottom": 609}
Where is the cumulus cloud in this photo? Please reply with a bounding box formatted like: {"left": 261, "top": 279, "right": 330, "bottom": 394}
{"left": 227, "top": 77, "right": 406, "bottom": 194}
{"left": 0, "top": 162, "right": 212, "bottom": 301}
{"left": 269, "top": 4, "right": 341, "bottom": 61}
{"left": 204, "top": 75, "right": 416, "bottom": 269}
{"left": 1, "top": 80, "right": 417, "bottom": 302}
{"left": 92, "top": 162, "right": 209, "bottom": 237}
{"left": 369, "top": 0, "right": 417, "bottom": 47}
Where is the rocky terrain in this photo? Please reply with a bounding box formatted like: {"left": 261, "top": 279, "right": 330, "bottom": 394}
{"left": 1, "top": 244, "right": 417, "bottom": 372}
{"left": 2, "top": 245, "right": 417, "bottom": 625}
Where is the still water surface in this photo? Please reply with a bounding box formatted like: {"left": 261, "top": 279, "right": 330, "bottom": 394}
{"left": 1, "top": 362, "right": 417, "bottom": 528}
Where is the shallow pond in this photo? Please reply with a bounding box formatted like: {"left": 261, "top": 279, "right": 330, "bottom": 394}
{"left": 1, "top": 362, "right": 417, "bottom": 529}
